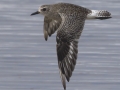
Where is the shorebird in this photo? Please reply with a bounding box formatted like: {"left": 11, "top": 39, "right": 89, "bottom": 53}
{"left": 31, "top": 3, "right": 111, "bottom": 90}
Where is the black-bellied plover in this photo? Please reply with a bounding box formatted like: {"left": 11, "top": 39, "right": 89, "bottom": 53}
{"left": 31, "top": 3, "right": 111, "bottom": 90}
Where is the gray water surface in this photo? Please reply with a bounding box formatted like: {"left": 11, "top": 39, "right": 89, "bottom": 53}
{"left": 0, "top": 0, "right": 120, "bottom": 90}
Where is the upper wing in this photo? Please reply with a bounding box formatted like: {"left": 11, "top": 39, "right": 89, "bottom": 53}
{"left": 57, "top": 38, "right": 79, "bottom": 90}
{"left": 56, "top": 12, "right": 86, "bottom": 90}
{"left": 44, "top": 16, "right": 62, "bottom": 41}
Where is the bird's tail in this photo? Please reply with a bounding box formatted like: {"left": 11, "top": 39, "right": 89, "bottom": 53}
{"left": 87, "top": 10, "right": 111, "bottom": 20}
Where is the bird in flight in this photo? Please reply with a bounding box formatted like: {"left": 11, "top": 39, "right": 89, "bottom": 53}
{"left": 31, "top": 3, "right": 111, "bottom": 90}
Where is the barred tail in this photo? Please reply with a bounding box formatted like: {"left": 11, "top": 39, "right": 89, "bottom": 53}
{"left": 87, "top": 10, "right": 112, "bottom": 20}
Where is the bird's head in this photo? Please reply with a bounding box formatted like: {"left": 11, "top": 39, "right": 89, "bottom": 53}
{"left": 31, "top": 4, "right": 61, "bottom": 20}
{"left": 31, "top": 5, "right": 50, "bottom": 16}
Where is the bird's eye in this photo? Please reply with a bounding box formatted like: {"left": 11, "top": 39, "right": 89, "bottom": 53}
{"left": 42, "top": 8, "right": 46, "bottom": 11}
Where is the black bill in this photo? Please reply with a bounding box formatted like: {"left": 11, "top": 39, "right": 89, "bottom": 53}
{"left": 31, "top": 11, "right": 39, "bottom": 16}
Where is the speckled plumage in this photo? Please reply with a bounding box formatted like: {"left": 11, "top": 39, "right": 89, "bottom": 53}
{"left": 31, "top": 2, "right": 111, "bottom": 90}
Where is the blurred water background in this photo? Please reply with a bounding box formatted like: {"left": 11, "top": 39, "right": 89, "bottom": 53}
{"left": 0, "top": 0, "right": 120, "bottom": 90}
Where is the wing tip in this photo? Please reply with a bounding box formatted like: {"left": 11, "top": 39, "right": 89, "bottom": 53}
{"left": 59, "top": 70, "right": 66, "bottom": 90}
{"left": 44, "top": 36, "right": 48, "bottom": 41}
{"left": 44, "top": 30, "right": 48, "bottom": 41}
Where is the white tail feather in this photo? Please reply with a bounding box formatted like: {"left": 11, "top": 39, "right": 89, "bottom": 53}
{"left": 87, "top": 10, "right": 111, "bottom": 20}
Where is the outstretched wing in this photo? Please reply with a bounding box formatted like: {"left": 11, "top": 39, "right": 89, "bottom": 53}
{"left": 56, "top": 12, "right": 87, "bottom": 90}
{"left": 57, "top": 36, "right": 78, "bottom": 89}
{"left": 44, "top": 16, "right": 62, "bottom": 41}
{"left": 57, "top": 38, "right": 79, "bottom": 89}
